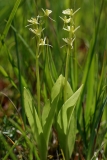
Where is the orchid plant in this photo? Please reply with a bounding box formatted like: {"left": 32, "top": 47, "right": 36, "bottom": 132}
{"left": 26, "top": 9, "right": 54, "bottom": 118}
{"left": 60, "top": 8, "right": 80, "bottom": 100}
{"left": 24, "top": 8, "right": 82, "bottom": 160}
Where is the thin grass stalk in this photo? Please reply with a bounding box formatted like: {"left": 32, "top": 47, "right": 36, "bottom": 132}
{"left": 90, "top": 141, "right": 107, "bottom": 160}
{"left": 97, "top": 53, "right": 106, "bottom": 99}
{"left": 13, "top": 21, "right": 25, "bottom": 124}
{"left": 77, "top": 0, "right": 104, "bottom": 121}
{"left": 72, "top": 1, "right": 77, "bottom": 91}
{"left": 0, "top": 91, "right": 25, "bottom": 130}
{"left": 82, "top": 103, "right": 87, "bottom": 148}
{"left": 0, "top": 133, "right": 17, "bottom": 160}
{"left": 11, "top": 24, "right": 36, "bottom": 60}
{"left": 2, "top": 135, "right": 23, "bottom": 160}
{"left": 0, "top": 0, "right": 21, "bottom": 49}
{"left": 87, "top": 96, "right": 107, "bottom": 160}
{"left": 9, "top": 118, "right": 40, "bottom": 160}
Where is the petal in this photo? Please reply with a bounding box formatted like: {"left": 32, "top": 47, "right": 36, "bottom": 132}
{"left": 46, "top": 9, "right": 52, "bottom": 16}
{"left": 62, "top": 9, "right": 73, "bottom": 15}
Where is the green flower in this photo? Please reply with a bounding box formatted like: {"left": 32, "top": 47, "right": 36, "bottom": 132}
{"left": 26, "top": 17, "right": 39, "bottom": 27}
{"left": 42, "top": 8, "right": 52, "bottom": 16}
{"left": 63, "top": 25, "right": 71, "bottom": 32}
{"left": 63, "top": 25, "right": 80, "bottom": 33}
{"left": 62, "top": 8, "right": 80, "bottom": 16}
{"left": 62, "top": 9, "right": 73, "bottom": 16}
{"left": 29, "top": 27, "right": 45, "bottom": 36}
{"left": 39, "top": 37, "right": 53, "bottom": 47}
{"left": 62, "top": 37, "right": 75, "bottom": 49}
{"left": 71, "top": 25, "right": 80, "bottom": 34}
{"left": 42, "top": 8, "right": 55, "bottom": 21}
{"left": 59, "top": 16, "right": 71, "bottom": 24}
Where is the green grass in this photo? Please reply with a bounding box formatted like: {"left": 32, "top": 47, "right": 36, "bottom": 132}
{"left": 0, "top": 0, "right": 107, "bottom": 159}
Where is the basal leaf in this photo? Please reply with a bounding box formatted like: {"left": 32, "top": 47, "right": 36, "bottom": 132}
{"left": 57, "top": 84, "right": 83, "bottom": 160}
{"left": 51, "top": 74, "right": 63, "bottom": 102}
{"left": 43, "top": 75, "right": 64, "bottom": 147}
{"left": 24, "top": 88, "right": 48, "bottom": 160}
{"left": 23, "top": 88, "right": 43, "bottom": 140}
{"left": 67, "top": 109, "right": 77, "bottom": 158}
{"left": 57, "top": 84, "right": 83, "bottom": 134}
{"left": 44, "top": 52, "right": 54, "bottom": 91}
{"left": 42, "top": 100, "right": 50, "bottom": 127}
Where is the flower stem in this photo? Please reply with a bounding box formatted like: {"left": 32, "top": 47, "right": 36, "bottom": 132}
{"left": 64, "top": 47, "right": 70, "bottom": 102}
{"left": 36, "top": 40, "right": 41, "bottom": 119}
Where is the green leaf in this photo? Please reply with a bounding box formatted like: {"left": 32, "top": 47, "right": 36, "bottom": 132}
{"left": 44, "top": 51, "right": 54, "bottom": 91}
{"left": 51, "top": 74, "right": 63, "bottom": 102}
{"left": 48, "top": 48, "right": 58, "bottom": 82}
{"left": 67, "top": 109, "right": 77, "bottom": 158}
{"left": 23, "top": 88, "right": 43, "bottom": 142}
{"left": 57, "top": 84, "right": 83, "bottom": 134}
{"left": 57, "top": 84, "right": 83, "bottom": 160}
{"left": 85, "top": 54, "right": 97, "bottom": 126}
{"left": 43, "top": 75, "right": 64, "bottom": 147}
{"left": 42, "top": 100, "right": 50, "bottom": 127}
{"left": 0, "top": 65, "right": 8, "bottom": 77}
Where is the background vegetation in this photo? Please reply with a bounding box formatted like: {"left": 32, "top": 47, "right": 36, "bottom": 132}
{"left": 0, "top": 0, "right": 107, "bottom": 159}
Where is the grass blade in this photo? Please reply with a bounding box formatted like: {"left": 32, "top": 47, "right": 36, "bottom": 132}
{"left": 0, "top": 133, "right": 17, "bottom": 160}
{"left": 77, "top": 0, "right": 105, "bottom": 124}
{"left": 87, "top": 96, "right": 107, "bottom": 160}
{"left": 1, "top": 0, "right": 21, "bottom": 43}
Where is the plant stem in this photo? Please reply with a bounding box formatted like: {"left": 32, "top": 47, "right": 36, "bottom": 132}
{"left": 74, "top": 42, "right": 78, "bottom": 90}
{"left": 36, "top": 40, "right": 41, "bottom": 119}
{"left": 70, "top": 51, "right": 75, "bottom": 90}
{"left": 64, "top": 47, "right": 70, "bottom": 102}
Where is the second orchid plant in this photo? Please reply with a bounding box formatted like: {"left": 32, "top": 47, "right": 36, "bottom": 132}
{"left": 60, "top": 8, "right": 80, "bottom": 101}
